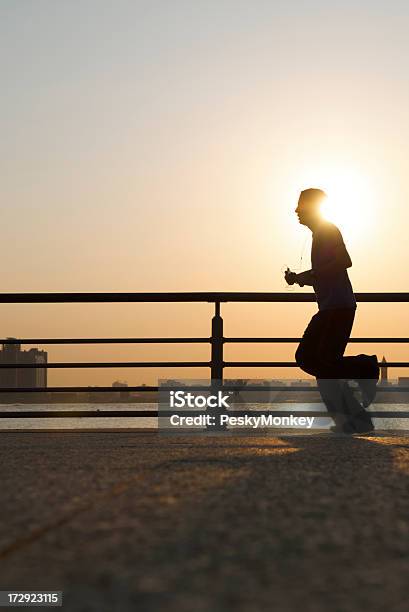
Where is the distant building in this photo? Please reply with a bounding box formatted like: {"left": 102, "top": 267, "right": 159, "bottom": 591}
{"left": 112, "top": 380, "right": 129, "bottom": 399}
{"left": 0, "top": 338, "right": 47, "bottom": 389}
{"left": 163, "top": 379, "right": 184, "bottom": 386}
{"left": 380, "top": 356, "right": 388, "bottom": 383}
{"left": 289, "top": 380, "right": 312, "bottom": 387}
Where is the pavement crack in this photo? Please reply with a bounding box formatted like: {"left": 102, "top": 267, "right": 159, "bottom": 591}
{"left": 0, "top": 471, "right": 149, "bottom": 560}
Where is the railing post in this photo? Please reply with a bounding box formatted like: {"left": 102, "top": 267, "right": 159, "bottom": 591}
{"left": 211, "top": 301, "right": 224, "bottom": 382}
{"left": 208, "top": 302, "right": 226, "bottom": 430}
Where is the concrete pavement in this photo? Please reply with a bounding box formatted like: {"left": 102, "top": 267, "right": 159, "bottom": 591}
{"left": 1, "top": 431, "right": 408, "bottom": 611}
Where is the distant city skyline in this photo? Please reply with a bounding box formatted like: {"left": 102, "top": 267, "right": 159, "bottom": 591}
{"left": 0, "top": 334, "right": 404, "bottom": 392}
{"left": 0, "top": 339, "right": 47, "bottom": 389}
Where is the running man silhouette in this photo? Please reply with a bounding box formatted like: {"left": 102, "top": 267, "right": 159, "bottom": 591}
{"left": 285, "top": 188, "right": 379, "bottom": 434}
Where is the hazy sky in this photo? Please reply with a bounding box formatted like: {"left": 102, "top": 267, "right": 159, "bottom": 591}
{"left": 1, "top": 1, "right": 408, "bottom": 385}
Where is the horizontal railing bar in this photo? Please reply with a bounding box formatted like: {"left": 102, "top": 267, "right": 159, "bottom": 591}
{"left": 220, "top": 410, "right": 409, "bottom": 419}
{"left": 1, "top": 386, "right": 409, "bottom": 393}
{"left": 0, "top": 336, "right": 408, "bottom": 345}
{"left": 0, "top": 386, "right": 159, "bottom": 393}
{"left": 0, "top": 292, "right": 408, "bottom": 303}
{"left": 1, "top": 410, "right": 408, "bottom": 419}
{"left": 0, "top": 410, "right": 158, "bottom": 418}
{"left": 0, "top": 361, "right": 210, "bottom": 369}
{"left": 225, "top": 337, "right": 409, "bottom": 343}
{"left": 211, "top": 386, "right": 409, "bottom": 392}
{"left": 224, "top": 362, "right": 409, "bottom": 368}
{"left": 0, "top": 360, "right": 407, "bottom": 369}
{"left": 0, "top": 337, "right": 210, "bottom": 344}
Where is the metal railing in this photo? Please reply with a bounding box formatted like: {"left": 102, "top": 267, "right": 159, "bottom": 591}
{"left": 0, "top": 292, "right": 408, "bottom": 420}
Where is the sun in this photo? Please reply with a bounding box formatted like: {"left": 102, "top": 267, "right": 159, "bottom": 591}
{"left": 298, "top": 167, "right": 376, "bottom": 240}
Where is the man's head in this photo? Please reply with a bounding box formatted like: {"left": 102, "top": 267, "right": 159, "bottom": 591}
{"left": 295, "top": 188, "right": 327, "bottom": 228}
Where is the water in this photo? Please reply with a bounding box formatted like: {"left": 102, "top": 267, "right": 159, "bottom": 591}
{"left": 0, "top": 403, "right": 408, "bottom": 431}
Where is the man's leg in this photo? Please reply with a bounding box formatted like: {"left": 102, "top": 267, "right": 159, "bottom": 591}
{"left": 311, "top": 309, "right": 375, "bottom": 431}
{"left": 305, "top": 310, "right": 379, "bottom": 406}
{"left": 295, "top": 312, "right": 352, "bottom": 428}
{"left": 340, "top": 355, "right": 379, "bottom": 408}
{"left": 316, "top": 378, "right": 354, "bottom": 429}
{"left": 340, "top": 380, "right": 374, "bottom": 432}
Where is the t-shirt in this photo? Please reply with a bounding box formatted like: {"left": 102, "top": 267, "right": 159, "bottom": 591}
{"left": 311, "top": 221, "right": 356, "bottom": 311}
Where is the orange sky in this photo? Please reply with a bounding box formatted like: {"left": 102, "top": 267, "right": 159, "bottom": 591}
{"left": 1, "top": 2, "right": 408, "bottom": 386}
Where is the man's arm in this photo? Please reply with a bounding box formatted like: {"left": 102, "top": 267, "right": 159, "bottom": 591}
{"left": 295, "top": 269, "right": 315, "bottom": 286}
{"left": 298, "top": 227, "right": 352, "bottom": 283}
{"left": 317, "top": 225, "right": 352, "bottom": 274}
{"left": 285, "top": 250, "right": 352, "bottom": 287}
{"left": 313, "top": 243, "right": 352, "bottom": 276}
{"left": 284, "top": 269, "right": 314, "bottom": 286}
{"left": 295, "top": 244, "right": 352, "bottom": 285}
{"left": 284, "top": 227, "right": 352, "bottom": 287}
{"left": 293, "top": 248, "right": 351, "bottom": 286}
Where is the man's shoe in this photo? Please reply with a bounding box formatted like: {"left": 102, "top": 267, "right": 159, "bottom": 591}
{"left": 330, "top": 414, "right": 375, "bottom": 435}
{"left": 353, "top": 409, "right": 375, "bottom": 434}
{"left": 358, "top": 355, "right": 379, "bottom": 407}
{"left": 330, "top": 421, "right": 357, "bottom": 435}
{"left": 353, "top": 422, "right": 375, "bottom": 434}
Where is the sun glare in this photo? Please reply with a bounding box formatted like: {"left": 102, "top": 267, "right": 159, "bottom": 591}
{"left": 299, "top": 168, "right": 376, "bottom": 240}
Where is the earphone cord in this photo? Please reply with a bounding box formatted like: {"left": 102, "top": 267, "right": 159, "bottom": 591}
{"left": 281, "top": 232, "right": 311, "bottom": 291}
{"left": 297, "top": 233, "right": 310, "bottom": 272}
